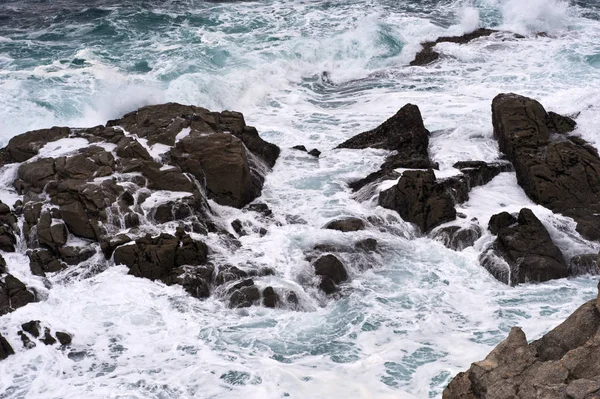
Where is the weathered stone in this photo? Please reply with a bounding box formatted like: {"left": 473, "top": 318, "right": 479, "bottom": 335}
{"left": 481, "top": 208, "right": 568, "bottom": 285}
{"left": 569, "top": 254, "right": 599, "bottom": 276}
{"left": 444, "top": 285, "right": 600, "bottom": 399}
{"left": 2, "top": 126, "right": 70, "bottom": 164}
{"left": 21, "top": 320, "right": 41, "bottom": 338}
{"left": 355, "top": 238, "right": 378, "bottom": 252}
{"left": 0, "top": 274, "right": 36, "bottom": 315}
{"left": 492, "top": 93, "right": 600, "bottom": 240}
{"left": 115, "top": 137, "right": 152, "bottom": 160}
{"left": 379, "top": 170, "right": 456, "bottom": 233}
{"left": 28, "top": 249, "right": 65, "bottom": 276}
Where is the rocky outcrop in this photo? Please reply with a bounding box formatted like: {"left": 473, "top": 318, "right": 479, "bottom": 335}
{"left": 379, "top": 170, "right": 456, "bottom": 233}
{"left": 480, "top": 208, "right": 568, "bottom": 285}
{"left": 492, "top": 93, "right": 600, "bottom": 240}
{"left": 113, "top": 232, "right": 208, "bottom": 281}
{"left": 337, "top": 104, "right": 437, "bottom": 192}
{"left": 443, "top": 283, "right": 600, "bottom": 399}
{"left": 410, "top": 28, "right": 497, "bottom": 66}
{"left": 0, "top": 102, "right": 281, "bottom": 314}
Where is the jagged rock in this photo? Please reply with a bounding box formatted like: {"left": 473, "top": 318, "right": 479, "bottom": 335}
{"left": 314, "top": 254, "right": 348, "bottom": 294}
{"left": 488, "top": 211, "right": 517, "bottom": 235}
{"left": 28, "top": 249, "right": 65, "bottom": 276}
{"left": 323, "top": 217, "right": 366, "bottom": 232}
{"left": 432, "top": 224, "right": 482, "bottom": 251}
{"left": 480, "top": 208, "right": 568, "bottom": 285}
{"left": 55, "top": 331, "right": 72, "bottom": 346}
{"left": 166, "top": 265, "right": 214, "bottom": 299}
{"left": 0, "top": 254, "right": 5, "bottom": 274}
{"left": 492, "top": 93, "right": 600, "bottom": 240}
{"left": 308, "top": 149, "right": 321, "bottom": 157}
{"left": 0, "top": 224, "right": 16, "bottom": 252}
{"left": 36, "top": 211, "right": 68, "bottom": 251}
{"left": 379, "top": 169, "right": 456, "bottom": 233}
{"left": 0, "top": 275, "right": 36, "bottom": 315}
{"left": 1, "top": 126, "right": 70, "bottom": 164}
{"left": 170, "top": 133, "right": 261, "bottom": 208}
{"left": 443, "top": 284, "right": 600, "bottom": 399}
{"left": 262, "top": 286, "right": 280, "bottom": 308}
{"left": 115, "top": 137, "right": 152, "bottom": 160}
{"left": 410, "top": 28, "right": 497, "bottom": 66}
{"left": 292, "top": 145, "right": 307, "bottom": 152}
{"left": 0, "top": 333, "right": 14, "bottom": 360}
{"left": 338, "top": 103, "right": 437, "bottom": 192}
{"left": 100, "top": 234, "right": 131, "bottom": 258}
{"left": 21, "top": 320, "right": 41, "bottom": 338}
{"left": 113, "top": 233, "right": 208, "bottom": 281}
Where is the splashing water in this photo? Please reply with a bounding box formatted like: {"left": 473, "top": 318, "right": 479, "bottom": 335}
{"left": 0, "top": 0, "right": 600, "bottom": 398}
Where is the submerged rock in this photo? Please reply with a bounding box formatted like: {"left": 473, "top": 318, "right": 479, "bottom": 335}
{"left": 443, "top": 283, "right": 600, "bottom": 399}
{"left": 410, "top": 28, "right": 498, "bottom": 66}
{"left": 431, "top": 223, "right": 483, "bottom": 251}
{"left": 480, "top": 208, "right": 568, "bottom": 285}
{"left": 492, "top": 93, "right": 600, "bottom": 240}
{"left": 323, "top": 217, "right": 366, "bottom": 232}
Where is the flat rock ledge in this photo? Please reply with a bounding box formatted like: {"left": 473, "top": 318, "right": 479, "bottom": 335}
{"left": 443, "top": 282, "right": 600, "bottom": 399}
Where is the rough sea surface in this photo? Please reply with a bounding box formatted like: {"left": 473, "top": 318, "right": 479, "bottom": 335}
{"left": 1, "top": 0, "right": 600, "bottom": 398}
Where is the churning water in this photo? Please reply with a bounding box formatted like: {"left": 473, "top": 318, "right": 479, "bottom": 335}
{"left": 1, "top": 0, "right": 600, "bottom": 398}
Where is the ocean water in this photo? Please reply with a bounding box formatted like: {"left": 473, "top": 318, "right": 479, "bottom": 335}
{"left": 1, "top": 0, "right": 600, "bottom": 398}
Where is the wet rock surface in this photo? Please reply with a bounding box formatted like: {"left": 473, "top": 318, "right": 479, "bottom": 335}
{"left": 379, "top": 169, "right": 456, "bottom": 233}
{"left": 337, "top": 103, "right": 437, "bottom": 192}
{"left": 492, "top": 93, "right": 600, "bottom": 240}
{"left": 480, "top": 208, "right": 568, "bottom": 285}
{"left": 410, "top": 28, "right": 498, "bottom": 66}
{"left": 443, "top": 284, "right": 600, "bottom": 399}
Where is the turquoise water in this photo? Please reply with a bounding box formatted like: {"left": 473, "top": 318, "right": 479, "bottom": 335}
{"left": 1, "top": 1, "right": 600, "bottom": 398}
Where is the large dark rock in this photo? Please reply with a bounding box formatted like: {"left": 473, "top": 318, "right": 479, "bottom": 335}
{"left": 443, "top": 284, "right": 600, "bottom": 399}
{"left": 379, "top": 169, "right": 456, "bottom": 233}
{"left": 314, "top": 254, "right": 348, "bottom": 294}
{"left": 113, "top": 233, "right": 208, "bottom": 281}
{"left": 0, "top": 333, "right": 14, "bottom": 360}
{"left": 0, "top": 274, "right": 36, "bottom": 315}
{"left": 337, "top": 104, "right": 437, "bottom": 193}
{"left": 452, "top": 161, "right": 513, "bottom": 187}
{"left": 480, "top": 208, "right": 568, "bottom": 285}
{"left": 410, "top": 28, "right": 497, "bottom": 66}
{"left": 170, "top": 133, "right": 262, "bottom": 208}
{"left": 28, "top": 249, "right": 65, "bottom": 276}
{"left": 492, "top": 93, "right": 600, "bottom": 240}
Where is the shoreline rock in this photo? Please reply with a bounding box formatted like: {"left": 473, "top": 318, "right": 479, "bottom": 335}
{"left": 443, "top": 283, "right": 600, "bottom": 399}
